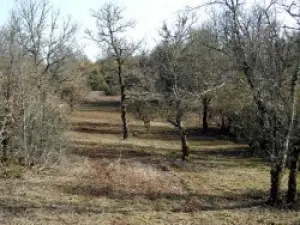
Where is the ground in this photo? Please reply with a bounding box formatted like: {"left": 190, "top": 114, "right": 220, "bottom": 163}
{"left": 0, "top": 95, "right": 300, "bottom": 224}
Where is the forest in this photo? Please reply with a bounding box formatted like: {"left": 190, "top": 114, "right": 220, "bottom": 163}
{"left": 0, "top": 0, "right": 300, "bottom": 224}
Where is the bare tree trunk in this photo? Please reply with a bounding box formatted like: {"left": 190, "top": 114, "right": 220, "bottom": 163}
{"left": 268, "top": 117, "right": 285, "bottom": 205}
{"left": 1, "top": 130, "right": 8, "bottom": 161}
{"left": 168, "top": 116, "right": 190, "bottom": 161}
{"left": 180, "top": 128, "right": 189, "bottom": 161}
{"left": 2, "top": 84, "right": 12, "bottom": 161}
{"left": 118, "top": 60, "right": 128, "bottom": 140}
{"left": 269, "top": 163, "right": 283, "bottom": 205}
{"left": 1, "top": 44, "right": 14, "bottom": 161}
{"left": 120, "top": 85, "right": 128, "bottom": 140}
{"left": 287, "top": 146, "right": 300, "bottom": 204}
{"left": 1, "top": 104, "right": 9, "bottom": 161}
{"left": 285, "top": 47, "right": 300, "bottom": 204}
{"left": 39, "top": 90, "right": 46, "bottom": 157}
{"left": 143, "top": 116, "right": 151, "bottom": 134}
{"left": 22, "top": 100, "right": 27, "bottom": 154}
{"left": 243, "top": 61, "right": 286, "bottom": 205}
{"left": 87, "top": 3, "right": 137, "bottom": 140}
{"left": 22, "top": 76, "right": 30, "bottom": 159}
{"left": 221, "top": 116, "right": 226, "bottom": 131}
{"left": 283, "top": 59, "right": 299, "bottom": 169}
{"left": 203, "top": 104, "right": 208, "bottom": 130}
{"left": 202, "top": 95, "right": 211, "bottom": 130}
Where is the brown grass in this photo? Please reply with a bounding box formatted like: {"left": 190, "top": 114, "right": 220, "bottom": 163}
{"left": 63, "top": 160, "right": 186, "bottom": 201}
{"left": 84, "top": 92, "right": 120, "bottom": 103}
{"left": 0, "top": 96, "right": 299, "bottom": 224}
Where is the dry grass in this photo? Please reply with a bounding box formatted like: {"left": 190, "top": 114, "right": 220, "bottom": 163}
{"left": 84, "top": 92, "right": 120, "bottom": 103}
{"left": 63, "top": 159, "right": 186, "bottom": 201}
{"left": 0, "top": 96, "right": 299, "bottom": 224}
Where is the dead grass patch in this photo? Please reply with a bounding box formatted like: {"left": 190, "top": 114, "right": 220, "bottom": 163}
{"left": 1, "top": 100, "right": 300, "bottom": 224}
{"left": 63, "top": 160, "right": 185, "bottom": 200}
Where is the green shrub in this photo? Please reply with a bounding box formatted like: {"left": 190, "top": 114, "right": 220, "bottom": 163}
{"left": 88, "top": 70, "right": 109, "bottom": 93}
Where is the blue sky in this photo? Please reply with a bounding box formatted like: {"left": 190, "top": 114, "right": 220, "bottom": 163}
{"left": 0, "top": 0, "right": 201, "bottom": 60}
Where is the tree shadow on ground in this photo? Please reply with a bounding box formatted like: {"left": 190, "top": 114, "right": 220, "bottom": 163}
{"left": 72, "top": 126, "right": 124, "bottom": 135}
{"left": 72, "top": 145, "right": 153, "bottom": 159}
{"left": 71, "top": 123, "right": 145, "bottom": 135}
{"left": 0, "top": 179, "right": 298, "bottom": 219}
{"left": 71, "top": 119, "right": 238, "bottom": 143}
{"left": 71, "top": 143, "right": 267, "bottom": 171}
{"left": 71, "top": 145, "right": 176, "bottom": 169}
{"left": 72, "top": 121, "right": 113, "bottom": 127}
{"left": 134, "top": 127, "right": 238, "bottom": 142}
{"left": 80, "top": 101, "right": 120, "bottom": 109}
{"left": 193, "top": 147, "right": 260, "bottom": 159}
{"left": 1, "top": 190, "right": 299, "bottom": 221}
{"left": 61, "top": 184, "right": 300, "bottom": 212}
{"left": 190, "top": 148, "right": 268, "bottom": 171}
{"left": 0, "top": 198, "right": 122, "bottom": 217}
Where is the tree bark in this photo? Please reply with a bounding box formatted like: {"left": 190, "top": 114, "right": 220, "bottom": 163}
{"left": 1, "top": 111, "right": 9, "bottom": 161}
{"left": 268, "top": 163, "right": 283, "bottom": 205}
{"left": 2, "top": 58, "right": 13, "bottom": 161}
{"left": 180, "top": 128, "right": 189, "bottom": 161}
{"left": 203, "top": 105, "right": 208, "bottom": 130}
{"left": 168, "top": 118, "right": 190, "bottom": 161}
{"left": 120, "top": 85, "right": 128, "bottom": 140}
{"left": 287, "top": 146, "right": 300, "bottom": 204}
{"left": 202, "top": 95, "right": 211, "bottom": 130}
{"left": 118, "top": 59, "right": 128, "bottom": 140}
{"left": 143, "top": 116, "right": 151, "bottom": 134}
{"left": 2, "top": 92, "right": 11, "bottom": 162}
{"left": 221, "top": 116, "right": 225, "bottom": 131}
{"left": 1, "top": 130, "right": 8, "bottom": 161}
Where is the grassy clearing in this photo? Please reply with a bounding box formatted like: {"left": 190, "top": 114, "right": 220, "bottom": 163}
{"left": 0, "top": 96, "right": 299, "bottom": 224}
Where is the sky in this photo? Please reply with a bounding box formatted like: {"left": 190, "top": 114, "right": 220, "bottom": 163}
{"left": 0, "top": 0, "right": 294, "bottom": 61}
{"left": 0, "top": 0, "right": 202, "bottom": 61}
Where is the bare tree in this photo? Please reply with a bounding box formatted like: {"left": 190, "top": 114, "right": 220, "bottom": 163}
{"left": 150, "top": 12, "right": 197, "bottom": 161}
{"left": 13, "top": 0, "right": 79, "bottom": 163}
{"left": 0, "top": 0, "right": 81, "bottom": 165}
{"left": 149, "top": 11, "right": 227, "bottom": 161}
{"left": 202, "top": 0, "right": 300, "bottom": 204}
{"left": 86, "top": 1, "right": 139, "bottom": 140}
{"left": 185, "top": 26, "right": 228, "bottom": 131}
{"left": 282, "top": 0, "right": 300, "bottom": 204}
{"left": 126, "top": 48, "right": 160, "bottom": 131}
{"left": 0, "top": 24, "right": 21, "bottom": 161}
